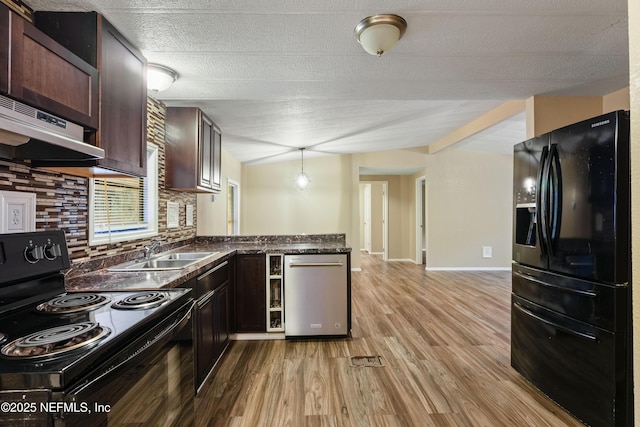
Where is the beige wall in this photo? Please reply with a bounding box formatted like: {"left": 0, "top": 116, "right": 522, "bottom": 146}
{"left": 240, "top": 154, "right": 353, "bottom": 237}
{"left": 238, "top": 147, "right": 512, "bottom": 270}
{"left": 424, "top": 149, "right": 513, "bottom": 269}
{"left": 525, "top": 96, "right": 603, "bottom": 138}
{"left": 629, "top": 0, "right": 639, "bottom": 422}
{"left": 196, "top": 148, "right": 242, "bottom": 235}
{"left": 603, "top": 87, "right": 631, "bottom": 113}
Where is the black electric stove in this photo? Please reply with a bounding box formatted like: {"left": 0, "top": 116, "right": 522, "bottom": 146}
{"left": 0, "top": 231, "right": 194, "bottom": 426}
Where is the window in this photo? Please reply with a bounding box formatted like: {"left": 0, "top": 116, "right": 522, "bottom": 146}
{"left": 89, "top": 144, "right": 159, "bottom": 245}
{"left": 227, "top": 178, "right": 240, "bottom": 235}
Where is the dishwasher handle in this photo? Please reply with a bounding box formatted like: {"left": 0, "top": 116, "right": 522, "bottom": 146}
{"left": 288, "top": 261, "right": 344, "bottom": 267}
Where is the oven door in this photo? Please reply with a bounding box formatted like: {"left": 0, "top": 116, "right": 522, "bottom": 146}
{"left": 57, "top": 301, "right": 194, "bottom": 427}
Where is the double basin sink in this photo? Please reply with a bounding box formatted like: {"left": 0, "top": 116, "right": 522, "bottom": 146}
{"left": 108, "top": 252, "right": 219, "bottom": 272}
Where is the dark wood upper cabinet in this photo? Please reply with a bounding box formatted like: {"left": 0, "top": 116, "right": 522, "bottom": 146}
{"left": 34, "top": 12, "right": 147, "bottom": 177}
{"left": 0, "top": 3, "right": 98, "bottom": 129}
{"left": 165, "top": 106, "right": 222, "bottom": 193}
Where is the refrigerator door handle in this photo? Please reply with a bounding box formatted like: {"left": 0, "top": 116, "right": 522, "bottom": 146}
{"left": 513, "top": 270, "right": 598, "bottom": 297}
{"left": 513, "top": 302, "right": 598, "bottom": 342}
{"left": 538, "top": 146, "right": 550, "bottom": 255}
{"left": 548, "top": 145, "right": 563, "bottom": 250}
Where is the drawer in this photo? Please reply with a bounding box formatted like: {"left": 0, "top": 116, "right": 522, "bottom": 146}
{"left": 196, "top": 260, "right": 229, "bottom": 298}
{"left": 512, "top": 264, "right": 626, "bottom": 332}
{"left": 511, "top": 294, "right": 626, "bottom": 427}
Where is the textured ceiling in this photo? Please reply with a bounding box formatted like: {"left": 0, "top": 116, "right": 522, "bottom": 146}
{"left": 27, "top": 0, "right": 629, "bottom": 168}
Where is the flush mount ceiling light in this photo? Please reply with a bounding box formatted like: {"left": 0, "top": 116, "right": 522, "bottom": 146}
{"left": 354, "top": 14, "right": 407, "bottom": 56}
{"left": 147, "top": 63, "right": 178, "bottom": 92}
{"left": 295, "top": 148, "right": 310, "bottom": 190}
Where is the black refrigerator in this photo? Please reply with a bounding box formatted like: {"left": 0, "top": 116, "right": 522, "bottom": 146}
{"left": 511, "top": 110, "right": 632, "bottom": 427}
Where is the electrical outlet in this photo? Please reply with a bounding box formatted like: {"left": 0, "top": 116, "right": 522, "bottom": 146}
{"left": 8, "top": 204, "right": 23, "bottom": 230}
{"left": 0, "top": 191, "right": 36, "bottom": 233}
{"left": 482, "top": 246, "right": 493, "bottom": 258}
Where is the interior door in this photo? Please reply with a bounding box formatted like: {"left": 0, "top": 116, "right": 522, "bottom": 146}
{"left": 548, "top": 111, "right": 629, "bottom": 284}
{"left": 363, "top": 184, "right": 371, "bottom": 253}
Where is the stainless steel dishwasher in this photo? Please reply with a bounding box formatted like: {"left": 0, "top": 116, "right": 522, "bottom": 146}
{"left": 284, "top": 253, "right": 350, "bottom": 338}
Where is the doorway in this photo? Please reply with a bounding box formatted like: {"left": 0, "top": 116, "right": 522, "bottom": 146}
{"left": 415, "top": 176, "right": 426, "bottom": 266}
{"left": 361, "top": 183, "right": 371, "bottom": 253}
{"left": 359, "top": 181, "right": 388, "bottom": 261}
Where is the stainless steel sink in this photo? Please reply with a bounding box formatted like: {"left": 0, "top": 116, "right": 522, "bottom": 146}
{"left": 156, "top": 252, "right": 216, "bottom": 261}
{"left": 108, "top": 251, "right": 219, "bottom": 271}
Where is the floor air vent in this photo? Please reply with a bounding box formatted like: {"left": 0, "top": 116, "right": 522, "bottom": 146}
{"left": 348, "top": 355, "right": 385, "bottom": 368}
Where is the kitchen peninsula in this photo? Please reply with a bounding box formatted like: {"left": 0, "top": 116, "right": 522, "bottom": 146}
{"left": 64, "top": 234, "right": 352, "bottom": 392}
{"left": 65, "top": 233, "right": 351, "bottom": 291}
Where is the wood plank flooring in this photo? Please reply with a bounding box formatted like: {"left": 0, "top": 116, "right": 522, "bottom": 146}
{"left": 195, "top": 253, "right": 584, "bottom": 426}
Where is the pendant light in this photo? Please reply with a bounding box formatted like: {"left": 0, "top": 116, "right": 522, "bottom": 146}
{"left": 295, "top": 148, "right": 310, "bottom": 190}
{"left": 354, "top": 14, "right": 407, "bottom": 57}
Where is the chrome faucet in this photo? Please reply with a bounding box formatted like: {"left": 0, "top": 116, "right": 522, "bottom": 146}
{"left": 143, "top": 240, "right": 162, "bottom": 259}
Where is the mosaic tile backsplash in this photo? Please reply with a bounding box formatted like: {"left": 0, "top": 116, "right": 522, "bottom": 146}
{"left": 0, "top": 97, "right": 197, "bottom": 263}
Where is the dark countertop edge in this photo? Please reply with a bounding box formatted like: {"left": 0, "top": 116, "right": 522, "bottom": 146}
{"left": 65, "top": 242, "right": 351, "bottom": 292}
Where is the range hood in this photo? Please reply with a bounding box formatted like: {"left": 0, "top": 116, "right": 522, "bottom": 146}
{"left": 0, "top": 95, "right": 104, "bottom": 162}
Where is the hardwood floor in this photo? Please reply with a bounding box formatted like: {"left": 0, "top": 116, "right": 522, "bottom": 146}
{"left": 195, "top": 253, "right": 584, "bottom": 426}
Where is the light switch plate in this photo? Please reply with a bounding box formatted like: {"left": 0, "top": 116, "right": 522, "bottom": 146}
{"left": 167, "top": 201, "right": 179, "bottom": 228}
{"left": 0, "top": 190, "right": 36, "bottom": 233}
{"left": 186, "top": 204, "right": 194, "bottom": 227}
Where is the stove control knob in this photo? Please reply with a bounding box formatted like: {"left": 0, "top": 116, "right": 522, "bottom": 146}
{"left": 44, "top": 242, "right": 62, "bottom": 260}
{"left": 24, "top": 245, "right": 44, "bottom": 263}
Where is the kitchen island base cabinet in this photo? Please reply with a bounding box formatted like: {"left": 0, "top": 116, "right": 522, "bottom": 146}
{"left": 235, "top": 254, "right": 266, "bottom": 332}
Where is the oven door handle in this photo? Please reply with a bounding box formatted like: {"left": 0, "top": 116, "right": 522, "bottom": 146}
{"left": 66, "top": 301, "right": 194, "bottom": 398}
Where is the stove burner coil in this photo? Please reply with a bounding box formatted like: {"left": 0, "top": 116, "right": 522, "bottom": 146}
{"left": 112, "top": 291, "right": 168, "bottom": 310}
{"left": 1, "top": 322, "right": 111, "bottom": 358}
{"left": 36, "top": 293, "right": 111, "bottom": 314}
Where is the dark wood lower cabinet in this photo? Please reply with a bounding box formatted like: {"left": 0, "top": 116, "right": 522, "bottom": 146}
{"left": 212, "top": 284, "right": 229, "bottom": 360}
{"left": 234, "top": 254, "right": 266, "bottom": 332}
{"left": 193, "top": 261, "right": 231, "bottom": 391}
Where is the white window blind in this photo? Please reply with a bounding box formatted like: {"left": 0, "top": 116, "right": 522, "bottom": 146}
{"left": 89, "top": 144, "right": 158, "bottom": 245}
{"left": 93, "top": 177, "right": 148, "bottom": 235}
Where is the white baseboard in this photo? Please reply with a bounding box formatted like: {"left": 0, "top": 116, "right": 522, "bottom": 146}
{"left": 387, "top": 258, "right": 414, "bottom": 262}
{"left": 369, "top": 252, "right": 384, "bottom": 255}
{"left": 351, "top": 267, "right": 362, "bottom": 272}
{"left": 231, "top": 333, "right": 285, "bottom": 341}
{"left": 425, "top": 267, "right": 511, "bottom": 271}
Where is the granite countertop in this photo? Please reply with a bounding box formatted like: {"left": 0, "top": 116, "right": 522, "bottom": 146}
{"left": 65, "top": 235, "right": 351, "bottom": 292}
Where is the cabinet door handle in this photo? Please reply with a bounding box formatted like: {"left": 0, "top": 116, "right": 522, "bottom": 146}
{"left": 197, "top": 260, "right": 228, "bottom": 280}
